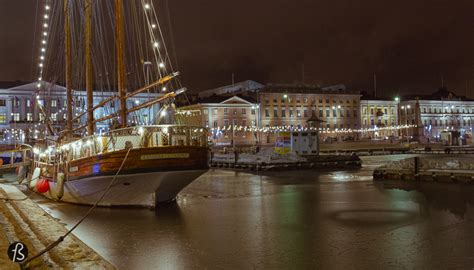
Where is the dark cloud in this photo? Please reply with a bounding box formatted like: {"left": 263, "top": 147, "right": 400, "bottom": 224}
{"left": 1, "top": 0, "right": 473, "bottom": 97}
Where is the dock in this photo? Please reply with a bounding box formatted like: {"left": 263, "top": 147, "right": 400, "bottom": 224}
{"left": 0, "top": 184, "right": 115, "bottom": 269}
{"left": 210, "top": 155, "right": 362, "bottom": 171}
{"left": 373, "top": 156, "right": 474, "bottom": 183}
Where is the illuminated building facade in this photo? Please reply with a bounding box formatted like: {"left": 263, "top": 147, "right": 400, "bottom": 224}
{"left": 260, "top": 84, "right": 360, "bottom": 130}
{"left": 0, "top": 81, "right": 161, "bottom": 143}
{"left": 399, "top": 88, "right": 474, "bottom": 141}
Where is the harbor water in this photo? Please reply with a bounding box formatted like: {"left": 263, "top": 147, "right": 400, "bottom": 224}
{"left": 29, "top": 154, "right": 474, "bottom": 269}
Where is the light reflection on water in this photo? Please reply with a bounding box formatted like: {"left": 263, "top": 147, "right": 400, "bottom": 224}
{"left": 31, "top": 155, "right": 474, "bottom": 269}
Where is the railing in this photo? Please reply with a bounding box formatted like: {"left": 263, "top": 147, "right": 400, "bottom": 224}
{"left": 56, "top": 125, "right": 208, "bottom": 162}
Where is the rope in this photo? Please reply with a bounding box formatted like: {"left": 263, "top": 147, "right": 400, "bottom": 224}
{"left": 20, "top": 147, "right": 132, "bottom": 268}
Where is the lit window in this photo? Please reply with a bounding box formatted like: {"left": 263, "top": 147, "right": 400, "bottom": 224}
{"left": 0, "top": 113, "right": 6, "bottom": 123}
{"left": 51, "top": 99, "right": 58, "bottom": 107}
{"left": 51, "top": 113, "right": 58, "bottom": 121}
{"left": 12, "top": 113, "right": 20, "bottom": 121}
{"left": 27, "top": 113, "right": 33, "bottom": 122}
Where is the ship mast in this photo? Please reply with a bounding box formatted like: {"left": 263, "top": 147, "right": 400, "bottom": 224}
{"left": 85, "top": 0, "right": 94, "bottom": 135}
{"left": 115, "top": 0, "right": 127, "bottom": 127}
{"left": 64, "top": 0, "right": 73, "bottom": 138}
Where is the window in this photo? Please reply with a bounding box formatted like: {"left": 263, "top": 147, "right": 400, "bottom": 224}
{"left": 296, "top": 110, "right": 301, "bottom": 117}
{"left": 26, "top": 99, "right": 31, "bottom": 107}
{"left": 273, "top": 109, "right": 278, "bottom": 117}
{"left": 319, "top": 109, "right": 323, "bottom": 118}
{"left": 213, "top": 121, "right": 218, "bottom": 128}
{"left": 325, "top": 107, "right": 330, "bottom": 117}
{"left": 233, "top": 109, "right": 237, "bottom": 115}
{"left": 13, "top": 98, "right": 20, "bottom": 107}
{"left": 371, "top": 119, "right": 374, "bottom": 125}
{"left": 233, "top": 119, "right": 238, "bottom": 126}
{"left": 51, "top": 113, "right": 58, "bottom": 121}
{"left": 242, "top": 119, "right": 247, "bottom": 126}
{"left": 296, "top": 99, "right": 300, "bottom": 103}
{"left": 281, "top": 109, "right": 286, "bottom": 117}
{"left": 333, "top": 109, "right": 337, "bottom": 117}
{"left": 340, "top": 110, "right": 344, "bottom": 117}
{"left": 241, "top": 108, "right": 246, "bottom": 115}
{"left": 265, "top": 109, "right": 269, "bottom": 117}
{"left": 353, "top": 110, "right": 357, "bottom": 117}
{"left": 303, "top": 98, "right": 308, "bottom": 103}
{"left": 224, "top": 108, "right": 228, "bottom": 115}
{"left": 289, "top": 110, "right": 293, "bottom": 117}
{"left": 0, "top": 100, "right": 6, "bottom": 106}
{"left": 110, "top": 101, "right": 115, "bottom": 108}
{"left": 384, "top": 108, "right": 388, "bottom": 114}
{"left": 319, "top": 99, "right": 323, "bottom": 103}
{"left": 370, "top": 108, "right": 374, "bottom": 115}
{"left": 51, "top": 99, "right": 58, "bottom": 107}
{"left": 12, "top": 113, "right": 20, "bottom": 121}
{"left": 251, "top": 109, "right": 255, "bottom": 115}
{"left": 224, "top": 119, "right": 229, "bottom": 126}
{"left": 213, "top": 108, "right": 218, "bottom": 115}
{"left": 27, "top": 113, "right": 33, "bottom": 122}
{"left": 304, "top": 110, "right": 308, "bottom": 117}
{"left": 0, "top": 113, "right": 6, "bottom": 123}
{"left": 203, "top": 109, "right": 208, "bottom": 115}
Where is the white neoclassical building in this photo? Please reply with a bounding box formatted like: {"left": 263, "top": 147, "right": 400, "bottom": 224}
{"left": 398, "top": 88, "right": 474, "bottom": 141}
{"left": 0, "top": 81, "right": 162, "bottom": 144}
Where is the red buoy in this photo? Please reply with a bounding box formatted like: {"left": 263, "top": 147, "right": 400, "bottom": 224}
{"left": 36, "top": 178, "right": 50, "bottom": 193}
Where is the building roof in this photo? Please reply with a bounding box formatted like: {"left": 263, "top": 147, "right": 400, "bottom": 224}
{"left": 198, "top": 80, "right": 264, "bottom": 98}
{"left": 198, "top": 94, "right": 257, "bottom": 104}
{"left": 402, "top": 87, "right": 474, "bottom": 102}
{"left": 262, "top": 83, "right": 359, "bottom": 95}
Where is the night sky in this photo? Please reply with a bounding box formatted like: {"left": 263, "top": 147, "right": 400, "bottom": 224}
{"left": 0, "top": 0, "right": 473, "bottom": 97}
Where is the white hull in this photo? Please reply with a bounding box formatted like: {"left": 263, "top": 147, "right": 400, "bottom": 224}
{"left": 41, "top": 170, "right": 207, "bottom": 208}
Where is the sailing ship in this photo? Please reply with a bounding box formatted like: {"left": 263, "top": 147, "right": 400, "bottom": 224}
{"left": 27, "top": 0, "right": 209, "bottom": 207}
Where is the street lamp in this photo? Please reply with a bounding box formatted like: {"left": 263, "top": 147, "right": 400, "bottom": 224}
{"left": 401, "top": 104, "right": 411, "bottom": 143}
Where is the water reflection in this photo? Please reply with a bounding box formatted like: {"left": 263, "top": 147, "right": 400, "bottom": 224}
{"left": 380, "top": 181, "right": 474, "bottom": 218}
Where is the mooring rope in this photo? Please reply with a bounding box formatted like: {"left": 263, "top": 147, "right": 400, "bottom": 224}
{"left": 20, "top": 147, "right": 132, "bottom": 268}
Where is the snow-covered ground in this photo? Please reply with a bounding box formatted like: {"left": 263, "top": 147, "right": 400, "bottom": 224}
{"left": 0, "top": 184, "right": 115, "bottom": 269}
{"left": 380, "top": 155, "right": 474, "bottom": 171}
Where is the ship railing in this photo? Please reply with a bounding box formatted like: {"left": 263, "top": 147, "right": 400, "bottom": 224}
{"left": 59, "top": 125, "right": 208, "bottom": 161}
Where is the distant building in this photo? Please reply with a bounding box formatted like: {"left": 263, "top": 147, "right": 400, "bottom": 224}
{"left": 0, "top": 81, "right": 161, "bottom": 143}
{"left": 179, "top": 95, "right": 259, "bottom": 145}
{"left": 399, "top": 88, "right": 474, "bottom": 141}
{"left": 259, "top": 84, "right": 361, "bottom": 131}
{"left": 359, "top": 96, "right": 399, "bottom": 138}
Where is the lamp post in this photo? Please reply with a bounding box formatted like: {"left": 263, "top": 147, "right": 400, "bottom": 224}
{"left": 401, "top": 104, "right": 411, "bottom": 143}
